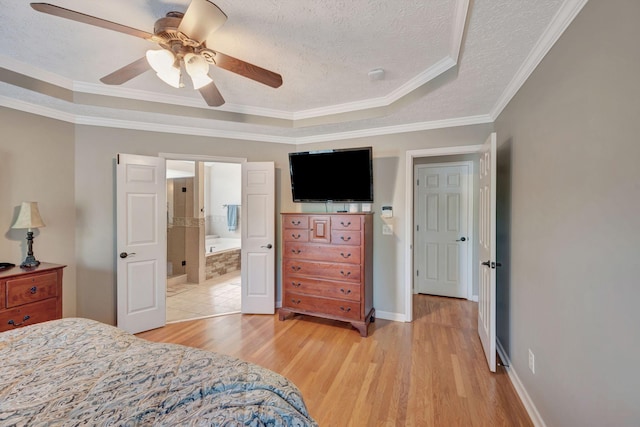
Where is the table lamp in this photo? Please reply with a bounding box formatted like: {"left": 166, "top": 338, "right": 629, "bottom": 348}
{"left": 12, "top": 201, "right": 46, "bottom": 268}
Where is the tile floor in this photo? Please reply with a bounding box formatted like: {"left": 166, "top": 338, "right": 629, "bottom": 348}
{"left": 166, "top": 272, "right": 241, "bottom": 322}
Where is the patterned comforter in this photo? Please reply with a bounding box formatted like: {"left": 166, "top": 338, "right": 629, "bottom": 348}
{"left": 0, "top": 318, "right": 317, "bottom": 426}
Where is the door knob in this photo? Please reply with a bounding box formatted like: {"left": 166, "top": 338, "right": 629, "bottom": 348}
{"left": 119, "top": 252, "right": 136, "bottom": 259}
{"left": 261, "top": 244, "right": 273, "bottom": 249}
{"left": 456, "top": 237, "right": 467, "bottom": 242}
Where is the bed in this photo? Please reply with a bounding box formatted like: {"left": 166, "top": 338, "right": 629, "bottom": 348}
{"left": 0, "top": 318, "right": 318, "bottom": 426}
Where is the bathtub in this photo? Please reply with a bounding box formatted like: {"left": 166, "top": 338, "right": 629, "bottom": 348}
{"left": 205, "top": 235, "right": 241, "bottom": 280}
{"left": 205, "top": 235, "right": 241, "bottom": 255}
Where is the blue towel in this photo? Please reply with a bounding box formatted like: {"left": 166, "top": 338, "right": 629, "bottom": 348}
{"left": 227, "top": 205, "right": 238, "bottom": 231}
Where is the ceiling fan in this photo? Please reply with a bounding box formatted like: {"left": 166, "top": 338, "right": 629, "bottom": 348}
{"left": 30, "top": 1, "right": 283, "bottom": 107}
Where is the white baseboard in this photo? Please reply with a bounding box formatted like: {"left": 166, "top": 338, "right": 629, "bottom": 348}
{"left": 276, "top": 300, "right": 282, "bottom": 309}
{"left": 471, "top": 294, "right": 478, "bottom": 302}
{"left": 375, "top": 310, "right": 405, "bottom": 322}
{"left": 496, "top": 339, "right": 547, "bottom": 427}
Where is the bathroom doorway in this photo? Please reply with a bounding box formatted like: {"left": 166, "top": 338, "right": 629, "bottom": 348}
{"left": 165, "top": 159, "right": 242, "bottom": 322}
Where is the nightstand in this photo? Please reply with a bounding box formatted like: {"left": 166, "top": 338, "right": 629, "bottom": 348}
{"left": 0, "top": 263, "right": 65, "bottom": 332}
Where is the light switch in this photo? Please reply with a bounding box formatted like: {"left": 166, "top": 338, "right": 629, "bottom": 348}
{"left": 382, "top": 224, "right": 393, "bottom": 235}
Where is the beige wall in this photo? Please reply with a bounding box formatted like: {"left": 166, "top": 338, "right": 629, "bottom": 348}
{"left": 0, "top": 107, "right": 77, "bottom": 317}
{"left": 494, "top": 1, "right": 640, "bottom": 425}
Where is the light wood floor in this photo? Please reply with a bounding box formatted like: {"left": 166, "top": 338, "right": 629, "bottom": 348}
{"left": 138, "top": 294, "right": 532, "bottom": 426}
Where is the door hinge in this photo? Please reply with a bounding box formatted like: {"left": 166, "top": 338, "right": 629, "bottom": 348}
{"left": 416, "top": 224, "right": 419, "bottom": 231}
{"left": 116, "top": 154, "right": 120, "bottom": 164}
{"left": 416, "top": 270, "right": 419, "bottom": 277}
{"left": 416, "top": 179, "right": 419, "bottom": 186}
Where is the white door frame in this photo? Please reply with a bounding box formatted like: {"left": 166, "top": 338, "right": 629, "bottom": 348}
{"left": 404, "top": 145, "right": 483, "bottom": 322}
{"left": 414, "top": 161, "right": 473, "bottom": 299}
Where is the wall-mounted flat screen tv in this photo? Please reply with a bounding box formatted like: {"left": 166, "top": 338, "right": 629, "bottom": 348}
{"left": 289, "top": 147, "right": 373, "bottom": 202}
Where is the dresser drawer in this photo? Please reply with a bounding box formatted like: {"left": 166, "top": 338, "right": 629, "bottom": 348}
{"left": 283, "top": 215, "right": 309, "bottom": 229}
{"left": 331, "top": 230, "right": 361, "bottom": 246}
{"left": 6, "top": 272, "right": 59, "bottom": 308}
{"left": 284, "top": 260, "right": 361, "bottom": 282}
{"left": 0, "top": 298, "right": 59, "bottom": 332}
{"left": 284, "top": 292, "right": 360, "bottom": 320}
{"left": 284, "top": 242, "right": 361, "bottom": 264}
{"left": 283, "top": 274, "right": 361, "bottom": 301}
{"left": 283, "top": 229, "right": 310, "bottom": 242}
{"left": 331, "top": 215, "right": 361, "bottom": 231}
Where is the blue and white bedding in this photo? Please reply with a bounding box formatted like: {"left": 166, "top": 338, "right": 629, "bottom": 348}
{"left": 0, "top": 318, "right": 317, "bottom": 426}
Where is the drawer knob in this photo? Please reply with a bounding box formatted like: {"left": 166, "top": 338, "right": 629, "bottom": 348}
{"left": 340, "top": 252, "right": 351, "bottom": 259}
{"left": 340, "top": 221, "right": 351, "bottom": 227}
{"left": 340, "top": 236, "right": 352, "bottom": 242}
{"left": 339, "top": 306, "right": 352, "bottom": 313}
{"left": 340, "top": 271, "right": 351, "bottom": 277}
{"left": 291, "top": 299, "right": 301, "bottom": 305}
{"left": 30, "top": 286, "right": 38, "bottom": 294}
{"left": 292, "top": 282, "right": 302, "bottom": 287}
{"left": 8, "top": 315, "right": 31, "bottom": 327}
{"left": 340, "top": 288, "right": 352, "bottom": 295}
{"left": 291, "top": 220, "right": 301, "bottom": 226}
{"left": 291, "top": 266, "right": 301, "bottom": 272}
{"left": 291, "top": 249, "right": 302, "bottom": 254}
{"left": 291, "top": 234, "right": 301, "bottom": 240}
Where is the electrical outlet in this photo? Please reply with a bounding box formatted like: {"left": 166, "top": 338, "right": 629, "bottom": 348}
{"left": 528, "top": 349, "right": 535, "bottom": 374}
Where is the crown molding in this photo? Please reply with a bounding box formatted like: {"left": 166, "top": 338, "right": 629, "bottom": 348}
{"left": 1, "top": 94, "right": 491, "bottom": 145}
{"left": 295, "top": 114, "right": 493, "bottom": 144}
{"left": 450, "top": 0, "right": 471, "bottom": 62}
{"left": 489, "top": 0, "right": 589, "bottom": 120}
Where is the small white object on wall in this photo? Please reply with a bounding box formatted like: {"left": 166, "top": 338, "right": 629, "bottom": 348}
{"left": 381, "top": 205, "right": 393, "bottom": 218}
{"left": 349, "top": 203, "right": 359, "bottom": 213}
{"left": 361, "top": 203, "right": 372, "bottom": 212}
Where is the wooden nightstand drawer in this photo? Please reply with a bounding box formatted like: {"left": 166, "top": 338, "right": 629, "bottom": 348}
{"left": 0, "top": 298, "right": 58, "bottom": 332}
{"left": 6, "top": 272, "right": 58, "bottom": 308}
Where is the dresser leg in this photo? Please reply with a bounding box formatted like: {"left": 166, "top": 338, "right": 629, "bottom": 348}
{"left": 278, "top": 308, "right": 293, "bottom": 321}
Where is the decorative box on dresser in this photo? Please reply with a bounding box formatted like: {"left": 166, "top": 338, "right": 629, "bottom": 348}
{"left": 279, "top": 213, "right": 375, "bottom": 337}
{"left": 0, "top": 263, "right": 65, "bottom": 332}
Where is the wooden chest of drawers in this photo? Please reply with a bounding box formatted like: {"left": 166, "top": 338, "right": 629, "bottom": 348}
{"left": 279, "top": 213, "right": 375, "bottom": 336}
{"left": 0, "top": 263, "right": 65, "bottom": 332}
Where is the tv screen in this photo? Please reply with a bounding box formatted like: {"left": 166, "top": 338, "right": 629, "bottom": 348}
{"left": 289, "top": 147, "right": 373, "bottom": 202}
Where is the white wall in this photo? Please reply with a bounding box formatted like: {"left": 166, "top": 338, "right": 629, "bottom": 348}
{"left": 205, "top": 162, "right": 241, "bottom": 238}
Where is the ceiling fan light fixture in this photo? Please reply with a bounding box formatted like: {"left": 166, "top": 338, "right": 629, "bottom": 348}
{"left": 184, "top": 53, "right": 213, "bottom": 89}
{"left": 146, "top": 49, "right": 181, "bottom": 88}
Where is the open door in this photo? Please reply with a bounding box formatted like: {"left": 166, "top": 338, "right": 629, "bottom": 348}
{"left": 478, "top": 133, "right": 497, "bottom": 372}
{"left": 240, "top": 162, "right": 275, "bottom": 314}
{"left": 116, "top": 153, "right": 167, "bottom": 334}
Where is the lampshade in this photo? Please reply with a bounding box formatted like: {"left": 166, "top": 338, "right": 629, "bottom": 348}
{"left": 12, "top": 202, "right": 46, "bottom": 230}
{"left": 146, "top": 49, "right": 181, "bottom": 88}
{"left": 184, "top": 53, "right": 213, "bottom": 89}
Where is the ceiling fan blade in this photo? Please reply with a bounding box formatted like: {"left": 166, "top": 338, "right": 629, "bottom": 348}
{"left": 100, "top": 57, "right": 151, "bottom": 85}
{"left": 198, "top": 81, "right": 225, "bottom": 107}
{"left": 214, "top": 52, "right": 282, "bottom": 88}
{"left": 30, "top": 3, "right": 154, "bottom": 40}
{"left": 178, "top": 0, "right": 227, "bottom": 42}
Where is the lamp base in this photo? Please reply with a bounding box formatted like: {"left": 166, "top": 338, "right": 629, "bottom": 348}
{"left": 20, "top": 255, "right": 40, "bottom": 269}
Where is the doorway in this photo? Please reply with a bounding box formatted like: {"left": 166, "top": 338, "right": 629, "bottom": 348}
{"left": 414, "top": 161, "right": 473, "bottom": 299}
{"left": 165, "top": 159, "right": 242, "bottom": 322}
{"left": 404, "top": 146, "right": 483, "bottom": 322}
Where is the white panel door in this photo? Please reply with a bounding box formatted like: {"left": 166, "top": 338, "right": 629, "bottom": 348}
{"left": 478, "top": 133, "right": 497, "bottom": 372}
{"left": 116, "top": 153, "right": 167, "bottom": 334}
{"left": 241, "top": 162, "right": 275, "bottom": 314}
{"left": 415, "top": 163, "right": 470, "bottom": 298}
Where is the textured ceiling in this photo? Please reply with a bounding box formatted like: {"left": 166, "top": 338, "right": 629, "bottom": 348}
{"left": 0, "top": 0, "right": 586, "bottom": 143}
